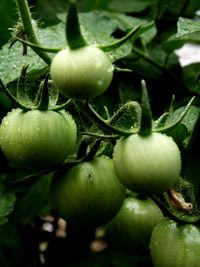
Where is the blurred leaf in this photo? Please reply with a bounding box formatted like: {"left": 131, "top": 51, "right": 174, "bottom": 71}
{"left": 182, "top": 63, "right": 200, "bottom": 93}
{"left": 155, "top": 0, "right": 200, "bottom": 20}
{"left": 14, "top": 175, "right": 51, "bottom": 224}
{"left": 78, "top": 0, "right": 110, "bottom": 11}
{"left": 156, "top": 0, "right": 181, "bottom": 18}
{"left": 108, "top": 0, "right": 155, "bottom": 13}
{"left": 34, "top": 0, "right": 69, "bottom": 24}
{"left": 185, "top": 0, "right": 200, "bottom": 16}
{"left": 0, "top": 193, "right": 16, "bottom": 226}
{"left": 0, "top": 0, "right": 18, "bottom": 48}
{"left": 161, "top": 36, "right": 186, "bottom": 53}
{"left": 192, "top": 72, "right": 200, "bottom": 93}
{"left": 71, "top": 248, "right": 153, "bottom": 267}
{"left": 0, "top": 222, "right": 29, "bottom": 267}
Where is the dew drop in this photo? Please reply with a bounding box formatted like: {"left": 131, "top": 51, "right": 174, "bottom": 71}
{"left": 97, "top": 80, "right": 103, "bottom": 87}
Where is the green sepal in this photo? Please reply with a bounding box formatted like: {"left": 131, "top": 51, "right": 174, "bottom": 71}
{"left": 15, "top": 37, "right": 61, "bottom": 53}
{"left": 99, "top": 25, "right": 141, "bottom": 52}
{"left": 34, "top": 75, "right": 49, "bottom": 110}
{"left": 156, "top": 96, "right": 195, "bottom": 134}
{"left": 66, "top": 1, "right": 87, "bottom": 49}
{"left": 17, "top": 65, "right": 33, "bottom": 107}
{"left": 83, "top": 101, "right": 138, "bottom": 137}
{"left": 138, "top": 80, "right": 153, "bottom": 136}
{"left": 0, "top": 79, "right": 30, "bottom": 111}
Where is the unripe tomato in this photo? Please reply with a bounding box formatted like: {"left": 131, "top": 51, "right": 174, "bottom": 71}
{"left": 50, "top": 46, "right": 114, "bottom": 99}
{"left": 107, "top": 196, "right": 164, "bottom": 252}
{"left": 0, "top": 108, "right": 77, "bottom": 171}
{"left": 150, "top": 219, "right": 200, "bottom": 267}
{"left": 50, "top": 156, "right": 126, "bottom": 226}
{"left": 113, "top": 132, "right": 181, "bottom": 193}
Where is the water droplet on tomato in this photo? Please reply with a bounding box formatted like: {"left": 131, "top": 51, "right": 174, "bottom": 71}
{"left": 97, "top": 80, "right": 103, "bottom": 87}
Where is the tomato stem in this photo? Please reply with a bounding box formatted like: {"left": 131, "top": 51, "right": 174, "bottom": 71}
{"left": 66, "top": 1, "right": 87, "bottom": 49}
{"left": 78, "top": 101, "right": 138, "bottom": 137}
{"left": 108, "top": 101, "right": 141, "bottom": 128}
{"left": 81, "top": 132, "right": 119, "bottom": 139}
{"left": 15, "top": 0, "right": 51, "bottom": 65}
{"left": 138, "top": 80, "right": 153, "bottom": 136}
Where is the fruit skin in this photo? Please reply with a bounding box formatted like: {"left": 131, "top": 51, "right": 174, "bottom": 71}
{"left": 150, "top": 219, "right": 200, "bottom": 267}
{"left": 50, "top": 156, "right": 126, "bottom": 226}
{"left": 106, "top": 196, "right": 164, "bottom": 252}
{"left": 50, "top": 46, "right": 114, "bottom": 99}
{"left": 0, "top": 108, "right": 77, "bottom": 171}
{"left": 113, "top": 132, "right": 181, "bottom": 193}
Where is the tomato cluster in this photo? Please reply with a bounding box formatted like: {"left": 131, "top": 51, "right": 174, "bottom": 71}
{"left": 0, "top": 4, "right": 195, "bottom": 264}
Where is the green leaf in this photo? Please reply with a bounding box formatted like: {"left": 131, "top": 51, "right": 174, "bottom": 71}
{"left": 182, "top": 63, "right": 200, "bottom": 93}
{"left": 34, "top": 0, "right": 69, "bottom": 24}
{"left": 78, "top": 0, "right": 110, "bottom": 11}
{"left": 156, "top": 0, "right": 186, "bottom": 19}
{"left": 161, "top": 35, "right": 186, "bottom": 53}
{"left": 177, "top": 17, "right": 200, "bottom": 41}
{"left": 192, "top": 72, "right": 200, "bottom": 93}
{"left": 0, "top": 193, "right": 16, "bottom": 226}
{"left": 108, "top": 0, "right": 154, "bottom": 13}
{"left": 0, "top": 42, "right": 46, "bottom": 85}
{"left": 171, "top": 104, "right": 200, "bottom": 147}
{"left": 0, "top": 222, "right": 28, "bottom": 267}
{"left": 14, "top": 175, "right": 51, "bottom": 224}
{"left": 0, "top": 21, "right": 68, "bottom": 85}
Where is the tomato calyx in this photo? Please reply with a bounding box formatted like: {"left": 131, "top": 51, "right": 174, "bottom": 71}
{"left": 79, "top": 82, "right": 194, "bottom": 140}
{"left": 155, "top": 95, "right": 195, "bottom": 134}
{"left": 0, "top": 66, "right": 70, "bottom": 112}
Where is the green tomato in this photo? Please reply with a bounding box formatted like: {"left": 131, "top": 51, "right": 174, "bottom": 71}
{"left": 113, "top": 132, "right": 181, "bottom": 193}
{"left": 50, "top": 46, "right": 114, "bottom": 99}
{"left": 0, "top": 108, "right": 77, "bottom": 171}
{"left": 106, "top": 196, "right": 164, "bottom": 252}
{"left": 50, "top": 156, "right": 126, "bottom": 226}
{"left": 150, "top": 219, "right": 200, "bottom": 267}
